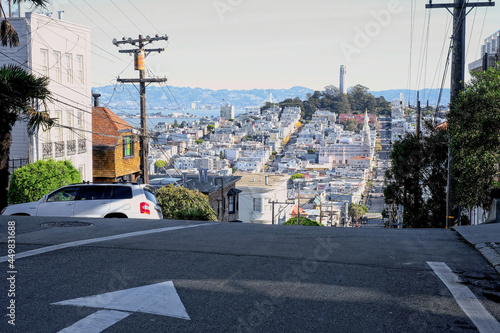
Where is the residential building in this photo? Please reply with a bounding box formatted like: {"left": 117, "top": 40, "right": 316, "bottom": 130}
{"left": 92, "top": 106, "right": 140, "bottom": 182}
{"left": 469, "top": 30, "right": 500, "bottom": 72}
{"left": 220, "top": 103, "right": 235, "bottom": 120}
{"left": 237, "top": 174, "right": 293, "bottom": 224}
{"left": 1, "top": 12, "right": 93, "bottom": 180}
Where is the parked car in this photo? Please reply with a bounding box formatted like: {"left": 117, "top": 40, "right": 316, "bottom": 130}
{"left": 1, "top": 183, "right": 162, "bottom": 219}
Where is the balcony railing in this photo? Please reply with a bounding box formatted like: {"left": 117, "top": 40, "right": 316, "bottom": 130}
{"left": 42, "top": 143, "right": 53, "bottom": 158}
{"left": 67, "top": 140, "right": 76, "bottom": 155}
{"left": 78, "top": 139, "right": 86, "bottom": 154}
{"left": 55, "top": 141, "right": 65, "bottom": 158}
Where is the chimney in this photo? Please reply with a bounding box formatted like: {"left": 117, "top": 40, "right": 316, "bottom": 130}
{"left": 58, "top": 10, "right": 64, "bottom": 20}
{"left": 265, "top": 175, "right": 269, "bottom": 185}
{"left": 198, "top": 169, "right": 203, "bottom": 183}
{"left": 92, "top": 93, "right": 101, "bottom": 107}
{"left": 182, "top": 172, "right": 188, "bottom": 186}
{"left": 204, "top": 169, "right": 208, "bottom": 183}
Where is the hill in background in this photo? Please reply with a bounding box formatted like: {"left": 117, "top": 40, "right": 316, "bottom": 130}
{"left": 92, "top": 85, "right": 450, "bottom": 111}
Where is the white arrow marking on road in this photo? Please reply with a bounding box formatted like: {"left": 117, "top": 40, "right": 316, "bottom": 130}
{"left": 57, "top": 310, "right": 131, "bottom": 333}
{"left": 53, "top": 281, "right": 190, "bottom": 333}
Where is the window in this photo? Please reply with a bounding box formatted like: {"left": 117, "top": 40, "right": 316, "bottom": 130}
{"left": 53, "top": 51, "right": 61, "bottom": 82}
{"left": 111, "top": 186, "right": 133, "bottom": 199}
{"left": 54, "top": 110, "right": 63, "bottom": 141}
{"left": 67, "top": 110, "right": 74, "bottom": 140}
{"left": 75, "top": 55, "right": 84, "bottom": 84}
{"left": 78, "top": 165, "right": 85, "bottom": 179}
{"left": 77, "top": 111, "right": 84, "bottom": 128}
{"left": 64, "top": 53, "right": 73, "bottom": 83}
{"left": 78, "top": 186, "right": 105, "bottom": 201}
{"left": 40, "top": 49, "right": 49, "bottom": 77}
{"left": 253, "top": 198, "right": 262, "bottom": 212}
{"left": 229, "top": 195, "right": 235, "bottom": 213}
{"left": 123, "top": 135, "right": 134, "bottom": 158}
{"left": 47, "top": 187, "right": 80, "bottom": 202}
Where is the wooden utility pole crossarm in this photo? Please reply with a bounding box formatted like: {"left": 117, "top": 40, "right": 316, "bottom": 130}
{"left": 113, "top": 34, "right": 169, "bottom": 184}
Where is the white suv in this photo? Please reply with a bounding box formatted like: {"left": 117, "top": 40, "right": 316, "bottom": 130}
{"left": 1, "top": 183, "right": 163, "bottom": 219}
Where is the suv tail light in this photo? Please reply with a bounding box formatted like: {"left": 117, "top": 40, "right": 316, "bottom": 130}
{"left": 140, "top": 202, "right": 150, "bottom": 215}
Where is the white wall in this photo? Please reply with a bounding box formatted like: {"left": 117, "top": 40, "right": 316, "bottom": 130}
{"left": 2, "top": 13, "right": 93, "bottom": 181}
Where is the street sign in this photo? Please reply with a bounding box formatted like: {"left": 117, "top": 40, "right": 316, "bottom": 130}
{"left": 53, "top": 281, "right": 190, "bottom": 332}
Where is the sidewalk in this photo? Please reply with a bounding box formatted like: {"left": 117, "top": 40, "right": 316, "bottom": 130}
{"left": 453, "top": 223, "right": 500, "bottom": 274}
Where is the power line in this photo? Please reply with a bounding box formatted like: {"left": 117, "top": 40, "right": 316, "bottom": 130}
{"left": 126, "top": 0, "right": 161, "bottom": 32}
{"left": 109, "top": 0, "right": 142, "bottom": 32}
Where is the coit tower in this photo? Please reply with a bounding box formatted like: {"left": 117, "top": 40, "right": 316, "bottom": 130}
{"left": 340, "top": 65, "right": 347, "bottom": 94}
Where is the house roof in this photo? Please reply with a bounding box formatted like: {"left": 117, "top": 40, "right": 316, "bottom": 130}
{"left": 93, "top": 107, "right": 132, "bottom": 146}
{"left": 291, "top": 204, "right": 307, "bottom": 216}
{"left": 237, "top": 174, "right": 289, "bottom": 188}
{"left": 436, "top": 121, "right": 448, "bottom": 130}
{"left": 351, "top": 156, "right": 371, "bottom": 160}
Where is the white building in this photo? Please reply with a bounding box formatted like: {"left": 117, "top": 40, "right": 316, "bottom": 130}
{"left": 220, "top": 103, "right": 235, "bottom": 120}
{"left": 1, "top": 12, "right": 93, "bottom": 180}
{"left": 237, "top": 174, "right": 293, "bottom": 224}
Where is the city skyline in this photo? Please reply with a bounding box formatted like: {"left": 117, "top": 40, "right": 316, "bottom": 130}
{"left": 4, "top": 0, "right": 500, "bottom": 97}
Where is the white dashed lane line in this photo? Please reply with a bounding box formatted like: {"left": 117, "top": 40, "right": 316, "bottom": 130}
{"left": 0, "top": 223, "right": 216, "bottom": 263}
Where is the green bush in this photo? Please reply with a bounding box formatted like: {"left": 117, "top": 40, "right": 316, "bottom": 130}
{"left": 284, "top": 216, "right": 322, "bottom": 226}
{"left": 290, "top": 173, "right": 304, "bottom": 181}
{"left": 8, "top": 159, "right": 81, "bottom": 204}
{"left": 156, "top": 184, "right": 216, "bottom": 221}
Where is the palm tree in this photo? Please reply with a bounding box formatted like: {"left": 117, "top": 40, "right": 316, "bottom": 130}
{"left": 0, "top": 64, "right": 53, "bottom": 209}
{"left": 1, "top": 0, "right": 48, "bottom": 47}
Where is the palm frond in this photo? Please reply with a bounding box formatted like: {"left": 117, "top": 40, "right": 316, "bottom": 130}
{"left": 1, "top": 20, "right": 20, "bottom": 47}
{"left": 13, "top": 0, "right": 50, "bottom": 9}
{"left": 0, "top": 64, "right": 52, "bottom": 133}
{"left": 26, "top": 108, "right": 54, "bottom": 132}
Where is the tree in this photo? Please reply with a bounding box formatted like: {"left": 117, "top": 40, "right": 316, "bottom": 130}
{"left": 1, "top": 1, "right": 48, "bottom": 47}
{"left": 284, "top": 216, "right": 322, "bottom": 226}
{"left": 290, "top": 173, "right": 303, "bottom": 181}
{"left": 173, "top": 119, "right": 179, "bottom": 128}
{"left": 384, "top": 124, "right": 448, "bottom": 228}
{"left": 195, "top": 139, "right": 205, "bottom": 144}
{"left": 0, "top": 64, "right": 53, "bottom": 210}
{"left": 448, "top": 66, "right": 500, "bottom": 210}
{"left": 342, "top": 119, "right": 359, "bottom": 133}
{"left": 156, "top": 184, "right": 216, "bottom": 221}
{"left": 207, "top": 124, "right": 215, "bottom": 133}
{"left": 8, "top": 159, "right": 81, "bottom": 204}
{"left": 307, "top": 148, "right": 316, "bottom": 154}
{"left": 348, "top": 203, "right": 368, "bottom": 223}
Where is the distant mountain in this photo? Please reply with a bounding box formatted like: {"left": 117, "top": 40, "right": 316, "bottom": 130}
{"left": 369, "top": 89, "right": 451, "bottom": 107}
{"left": 92, "top": 85, "right": 315, "bottom": 111}
{"left": 92, "top": 85, "right": 451, "bottom": 111}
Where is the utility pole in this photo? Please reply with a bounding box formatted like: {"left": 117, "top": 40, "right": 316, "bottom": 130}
{"left": 297, "top": 181, "right": 301, "bottom": 225}
{"left": 426, "top": 0, "right": 495, "bottom": 228}
{"left": 416, "top": 91, "right": 421, "bottom": 140}
{"left": 215, "top": 177, "right": 224, "bottom": 222}
{"left": 268, "top": 199, "right": 294, "bottom": 225}
{"left": 113, "top": 34, "right": 168, "bottom": 184}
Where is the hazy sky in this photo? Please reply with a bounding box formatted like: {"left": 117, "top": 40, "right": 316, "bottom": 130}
{"left": 18, "top": 0, "right": 500, "bottom": 94}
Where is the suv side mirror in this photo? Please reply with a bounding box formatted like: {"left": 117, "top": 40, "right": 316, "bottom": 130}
{"left": 42, "top": 195, "right": 48, "bottom": 203}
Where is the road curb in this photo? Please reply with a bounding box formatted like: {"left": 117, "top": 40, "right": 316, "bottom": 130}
{"left": 453, "top": 229, "right": 500, "bottom": 274}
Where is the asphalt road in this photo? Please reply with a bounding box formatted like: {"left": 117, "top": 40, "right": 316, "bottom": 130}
{"left": 1, "top": 216, "right": 499, "bottom": 333}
